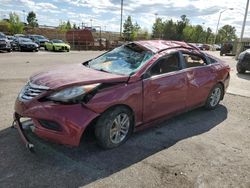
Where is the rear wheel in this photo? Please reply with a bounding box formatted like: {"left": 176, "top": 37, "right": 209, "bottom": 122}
{"left": 53, "top": 46, "right": 55, "bottom": 52}
{"left": 205, "top": 84, "right": 223, "bottom": 110}
{"left": 95, "top": 106, "right": 133, "bottom": 149}
{"left": 44, "top": 46, "right": 48, "bottom": 51}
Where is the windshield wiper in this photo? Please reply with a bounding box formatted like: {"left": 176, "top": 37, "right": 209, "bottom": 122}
{"left": 95, "top": 68, "right": 110, "bottom": 73}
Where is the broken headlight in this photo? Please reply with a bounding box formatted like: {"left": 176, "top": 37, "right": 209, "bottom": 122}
{"left": 47, "top": 83, "right": 100, "bottom": 103}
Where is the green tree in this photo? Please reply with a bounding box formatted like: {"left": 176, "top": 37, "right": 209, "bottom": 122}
{"left": 123, "top": 16, "right": 134, "bottom": 41}
{"left": 27, "top": 11, "right": 38, "bottom": 27}
{"left": 152, "top": 18, "right": 164, "bottom": 39}
{"left": 73, "top": 23, "right": 77, "bottom": 29}
{"left": 8, "top": 12, "right": 24, "bottom": 34}
{"left": 131, "top": 22, "right": 141, "bottom": 40}
{"left": 66, "top": 20, "right": 71, "bottom": 30}
{"left": 217, "top": 25, "right": 237, "bottom": 43}
{"left": 205, "top": 27, "right": 212, "bottom": 43}
{"left": 163, "top": 19, "right": 177, "bottom": 40}
{"left": 176, "top": 15, "right": 189, "bottom": 40}
{"left": 58, "top": 20, "right": 71, "bottom": 32}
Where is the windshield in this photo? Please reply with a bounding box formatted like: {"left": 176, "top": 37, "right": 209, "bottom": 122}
{"left": 20, "top": 38, "right": 32, "bottom": 42}
{"left": 52, "top": 39, "right": 64, "bottom": 43}
{"left": 88, "top": 43, "right": 153, "bottom": 75}
{"left": 0, "top": 33, "right": 6, "bottom": 38}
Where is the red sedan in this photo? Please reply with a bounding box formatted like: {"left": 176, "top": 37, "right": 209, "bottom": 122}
{"left": 14, "top": 40, "right": 230, "bottom": 150}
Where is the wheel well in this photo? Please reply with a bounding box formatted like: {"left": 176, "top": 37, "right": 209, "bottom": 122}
{"left": 217, "top": 81, "right": 225, "bottom": 100}
{"left": 80, "top": 104, "right": 135, "bottom": 142}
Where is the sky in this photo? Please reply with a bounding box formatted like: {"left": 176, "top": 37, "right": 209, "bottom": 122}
{"left": 0, "top": 0, "right": 249, "bottom": 37}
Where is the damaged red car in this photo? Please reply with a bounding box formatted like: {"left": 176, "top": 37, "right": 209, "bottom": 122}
{"left": 14, "top": 40, "right": 230, "bottom": 150}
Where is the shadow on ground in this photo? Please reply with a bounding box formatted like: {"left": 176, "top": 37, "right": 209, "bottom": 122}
{"left": 0, "top": 105, "right": 227, "bottom": 187}
{"left": 237, "top": 72, "right": 250, "bottom": 80}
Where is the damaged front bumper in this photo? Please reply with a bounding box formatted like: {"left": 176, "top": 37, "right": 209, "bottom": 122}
{"left": 13, "top": 113, "right": 34, "bottom": 152}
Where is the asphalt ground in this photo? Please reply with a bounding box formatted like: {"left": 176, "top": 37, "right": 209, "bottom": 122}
{"left": 0, "top": 50, "right": 249, "bottom": 188}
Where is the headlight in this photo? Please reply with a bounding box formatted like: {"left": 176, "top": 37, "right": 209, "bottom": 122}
{"left": 47, "top": 83, "right": 100, "bottom": 103}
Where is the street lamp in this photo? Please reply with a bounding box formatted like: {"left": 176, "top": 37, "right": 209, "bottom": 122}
{"left": 214, "top": 8, "right": 234, "bottom": 44}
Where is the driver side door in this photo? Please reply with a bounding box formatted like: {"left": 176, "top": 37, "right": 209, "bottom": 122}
{"left": 143, "top": 52, "right": 188, "bottom": 123}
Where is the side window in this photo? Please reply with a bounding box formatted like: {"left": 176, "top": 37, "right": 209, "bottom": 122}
{"left": 150, "top": 53, "right": 180, "bottom": 76}
{"left": 208, "top": 57, "right": 217, "bottom": 64}
{"left": 183, "top": 53, "right": 207, "bottom": 68}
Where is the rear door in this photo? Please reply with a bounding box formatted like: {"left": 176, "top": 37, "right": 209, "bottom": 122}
{"left": 143, "top": 52, "right": 187, "bottom": 123}
{"left": 180, "top": 52, "right": 215, "bottom": 108}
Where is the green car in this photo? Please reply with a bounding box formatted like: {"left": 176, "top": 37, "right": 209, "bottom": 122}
{"left": 45, "top": 39, "right": 70, "bottom": 52}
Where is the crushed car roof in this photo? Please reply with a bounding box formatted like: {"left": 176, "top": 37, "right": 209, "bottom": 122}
{"left": 134, "top": 40, "right": 199, "bottom": 53}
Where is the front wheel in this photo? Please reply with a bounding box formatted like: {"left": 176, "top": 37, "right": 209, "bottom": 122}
{"left": 205, "top": 84, "right": 223, "bottom": 110}
{"left": 95, "top": 106, "right": 133, "bottom": 149}
{"left": 237, "top": 63, "right": 246, "bottom": 74}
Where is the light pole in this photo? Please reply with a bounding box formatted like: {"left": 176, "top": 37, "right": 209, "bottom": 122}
{"left": 239, "top": 0, "right": 249, "bottom": 43}
{"left": 90, "top": 19, "right": 93, "bottom": 28}
{"left": 22, "top": 10, "right": 25, "bottom": 23}
{"left": 235, "top": 0, "right": 249, "bottom": 58}
{"left": 214, "top": 8, "right": 233, "bottom": 44}
{"left": 120, "top": 0, "right": 123, "bottom": 37}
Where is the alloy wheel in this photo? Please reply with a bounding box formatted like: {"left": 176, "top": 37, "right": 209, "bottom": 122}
{"left": 109, "top": 113, "right": 130, "bottom": 144}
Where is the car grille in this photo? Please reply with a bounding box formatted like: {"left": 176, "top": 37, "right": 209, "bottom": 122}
{"left": 18, "top": 82, "right": 49, "bottom": 101}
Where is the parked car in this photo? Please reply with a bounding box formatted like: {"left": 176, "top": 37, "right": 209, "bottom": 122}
{"left": 197, "top": 44, "right": 210, "bottom": 51}
{"left": 14, "top": 34, "right": 26, "bottom": 38}
{"left": 6, "top": 35, "right": 15, "bottom": 42}
{"left": 27, "top": 35, "right": 49, "bottom": 48}
{"left": 220, "top": 42, "right": 233, "bottom": 56}
{"left": 44, "top": 39, "right": 70, "bottom": 52}
{"left": 0, "top": 32, "right": 11, "bottom": 52}
{"left": 213, "top": 44, "right": 221, "bottom": 51}
{"left": 14, "top": 40, "right": 230, "bottom": 151}
{"left": 237, "top": 49, "right": 250, "bottom": 73}
{"left": 12, "top": 37, "right": 39, "bottom": 52}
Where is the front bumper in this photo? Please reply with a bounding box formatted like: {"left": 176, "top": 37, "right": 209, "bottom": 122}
{"left": 20, "top": 45, "right": 38, "bottom": 51}
{"left": 0, "top": 44, "right": 11, "bottom": 50}
{"left": 54, "top": 46, "right": 70, "bottom": 51}
{"left": 14, "top": 99, "right": 99, "bottom": 147}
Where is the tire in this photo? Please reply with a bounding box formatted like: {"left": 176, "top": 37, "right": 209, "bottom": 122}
{"left": 95, "top": 106, "right": 133, "bottom": 149}
{"left": 44, "top": 46, "right": 48, "bottom": 51}
{"left": 237, "top": 63, "right": 246, "bottom": 74}
{"left": 205, "top": 84, "right": 223, "bottom": 110}
{"left": 67, "top": 48, "right": 70, "bottom": 52}
{"left": 53, "top": 46, "right": 55, "bottom": 52}
{"left": 220, "top": 51, "right": 223, "bottom": 56}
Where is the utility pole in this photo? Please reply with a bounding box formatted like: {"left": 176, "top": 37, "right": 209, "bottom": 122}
{"left": 120, "top": 0, "right": 123, "bottom": 37}
{"left": 236, "top": 0, "right": 249, "bottom": 58}
{"left": 240, "top": 0, "right": 249, "bottom": 43}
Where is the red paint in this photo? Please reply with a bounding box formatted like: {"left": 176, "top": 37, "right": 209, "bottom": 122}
{"left": 14, "top": 40, "right": 230, "bottom": 147}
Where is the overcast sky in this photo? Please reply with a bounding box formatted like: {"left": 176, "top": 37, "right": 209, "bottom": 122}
{"left": 0, "top": 0, "right": 249, "bottom": 37}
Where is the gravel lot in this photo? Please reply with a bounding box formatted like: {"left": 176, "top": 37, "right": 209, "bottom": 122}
{"left": 0, "top": 50, "right": 249, "bottom": 188}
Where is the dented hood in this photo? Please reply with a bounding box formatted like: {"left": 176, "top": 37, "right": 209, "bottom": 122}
{"left": 30, "top": 64, "right": 129, "bottom": 89}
